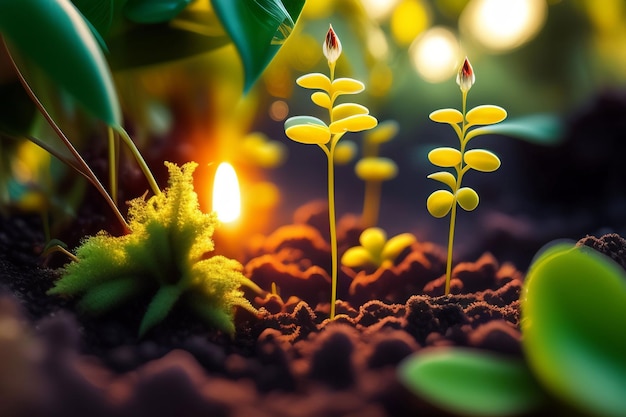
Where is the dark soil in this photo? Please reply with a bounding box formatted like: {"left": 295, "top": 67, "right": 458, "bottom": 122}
{"left": 2, "top": 204, "right": 623, "bottom": 417}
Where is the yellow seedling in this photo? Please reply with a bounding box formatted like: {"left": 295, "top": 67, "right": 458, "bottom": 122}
{"left": 342, "top": 227, "right": 416, "bottom": 270}
{"left": 355, "top": 119, "right": 399, "bottom": 228}
{"left": 284, "top": 24, "right": 378, "bottom": 319}
{"left": 427, "top": 57, "right": 507, "bottom": 295}
{"left": 355, "top": 157, "right": 398, "bottom": 228}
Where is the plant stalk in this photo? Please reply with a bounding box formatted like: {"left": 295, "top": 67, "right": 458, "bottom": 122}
{"left": 116, "top": 127, "right": 161, "bottom": 196}
{"left": 444, "top": 90, "right": 469, "bottom": 295}
{"left": 327, "top": 143, "right": 338, "bottom": 319}
{"left": 3, "top": 38, "right": 130, "bottom": 232}
{"left": 361, "top": 180, "right": 382, "bottom": 228}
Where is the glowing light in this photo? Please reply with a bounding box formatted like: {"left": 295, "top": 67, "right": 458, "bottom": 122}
{"left": 212, "top": 162, "right": 241, "bottom": 223}
{"left": 367, "top": 27, "right": 389, "bottom": 60}
{"left": 409, "top": 27, "right": 460, "bottom": 83}
{"left": 460, "top": 0, "right": 547, "bottom": 52}
{"left": 361, "top": 0, "right": 400, "bottom": 21}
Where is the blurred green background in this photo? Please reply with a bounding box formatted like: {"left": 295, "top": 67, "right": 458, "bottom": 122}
{"left": 2, "top": 0, "right": 625, "bottom": 269}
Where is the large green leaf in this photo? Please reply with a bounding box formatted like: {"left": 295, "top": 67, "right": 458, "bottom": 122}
{"left": 522, "top": 244, "right": 626, "bottom": 417}
{"left": 71, "top": 0, "right": 115, "bottom": 36}
{"left": 106, "top": 23, "right": 230, "bottom": 70}
{"left": 124, "top": 0, "right": 192, "bottom": 23}
{"left": 211, "top": 0, "right": 306, "bottom": 92}
{"left": 0, "top": 0, "right": 121, "bottom": 126}
{"left": 466, "top": 114, "right": 564, "bottom": 145}
{"left": 399, "top": 348, "right": 546, "bottom": 416}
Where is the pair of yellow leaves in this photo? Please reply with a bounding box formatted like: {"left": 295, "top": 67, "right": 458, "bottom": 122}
{"left": 284, "top": 73, "right": 378, "bottom": 145}
{"left": 341, "top": 227, "right": 416, "bottom": 268}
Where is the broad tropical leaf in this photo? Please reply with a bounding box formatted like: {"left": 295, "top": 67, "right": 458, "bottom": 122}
{"left": 0, "top": 0, "right": 121, "bottom": 126}
{"left": 212, "top": 0, "right": 306, "bottom": 92}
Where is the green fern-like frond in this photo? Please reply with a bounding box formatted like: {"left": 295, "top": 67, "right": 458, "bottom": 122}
{"left": 49, "top": 161, "right": 259, "bottom": 336}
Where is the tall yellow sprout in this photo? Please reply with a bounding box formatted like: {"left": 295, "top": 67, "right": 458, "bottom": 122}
{"left": 284, "top": 25, "right": 378, "bottom": 319}
{"left": 427, "top": 58, "right": 507, "bottom": 295}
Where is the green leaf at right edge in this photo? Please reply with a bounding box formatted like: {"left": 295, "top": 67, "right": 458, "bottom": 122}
{"left": 0, "top": 0, "right": 121, "bottom": 126}
{"left": 398, "top": 348, "right": 546, "bottom": 416}
{"left": 211, "top": 0, "right": 306, "bottom": 93}
{"left": 522, "top": 244, "right": 626, "bottom": 417}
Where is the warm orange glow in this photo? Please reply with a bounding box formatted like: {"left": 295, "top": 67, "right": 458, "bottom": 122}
{"left": 212, "top": 162, "right": 241, "bottom": 223}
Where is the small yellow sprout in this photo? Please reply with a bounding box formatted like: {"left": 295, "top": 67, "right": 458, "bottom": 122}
{"left": 342, "top": 227, "right": 416, "bottom": 269}
{"left": 355, "top": 157, "right": 397, "bottom": 228}
{"left": 355, "top": 120, "right": 399, "bottom": 228}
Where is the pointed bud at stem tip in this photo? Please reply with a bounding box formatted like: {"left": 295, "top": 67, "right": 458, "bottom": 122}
{"left": 456, "top": 57, "right": 475, "bottom": 93}
{"left": 323, "top": 24, "right": 342, "bottom": 65}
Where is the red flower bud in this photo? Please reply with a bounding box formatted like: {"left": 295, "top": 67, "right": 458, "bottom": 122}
{"left": 323, "top": 24, "right": 342, "bottom": 64}
{"left": 456, "top": 57, "right": 475, "bottom": 93}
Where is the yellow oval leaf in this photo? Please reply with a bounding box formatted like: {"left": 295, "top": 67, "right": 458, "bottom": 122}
{"left": 360, "top": 227, "right": 387, "bottom": 254}
{"left": 464, "top": 149, "right": 501, "bottom": 172}
{"left": 381, "top": 233, "right": 416, "bottom": 262}
{"left": 465, "top": 105, "right": 507, "bottom": 126}
{"left": 253, "top": 141, "right": 286, "bottom": 168}
{"left": 428, "top": 147, "right": 462, "bottom": 167}
{"left": 365, "top": 120, "right": 399, "bottom": 144}
{"left": 456, "top": 187, "right": 479, "bottom": 211}
{"left": 331, "top": 77, "right": 365, "bottom": 97}
{"left": 334, "top": 141, "right": 357, "bottom": 165}
{"left": 330, "top": 114, "right": 378, "bottom": 134}
{"left": 285, "top": 124, "right": 331, "bottom": 145}
{"left": 296, "top": 72, "right": 331, "bottom": 92}
{"left": 427, "top": 171, "right": 457, "bottom": 190}
{"left": 341, "top": 246, "right": 374, "bottom": 268}
{"left": 311, "top": 92, "right": 331, "bottom": 108}
{"left": 429, "top": 108, "right": 464, "bottom": 124}
{"left": 427, "top": 190, "right": 454, "bottom": 218}
{"left": 355, "top": 157, "right": 398, "bottom": 181}
{"left": 332, "top": 103, "right": 369, "bottom": 121}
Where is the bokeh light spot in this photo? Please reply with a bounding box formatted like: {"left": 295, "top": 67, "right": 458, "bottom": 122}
{"left": 409, "top": 26, "right": 460, "bottom": 83}
{"left": 269, "top": 100, "right": 289, "bottom": 121}
{"left": 391, "top": 0, "right": 431, "bottom": 46}
{"left": 362, "top": 0, "right": 401, "bottom": 21}
{"left": 460, "top": 0, "right": 548, "bottom": 52}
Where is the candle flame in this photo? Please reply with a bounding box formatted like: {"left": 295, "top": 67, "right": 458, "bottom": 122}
{"left": 212, "top": 162, "right": 241, "bottom": 223}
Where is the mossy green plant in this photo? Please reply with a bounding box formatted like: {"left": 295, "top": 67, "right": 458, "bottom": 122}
{"left": 48, "top": 162, "right": 261, "bottom": 337}
{"left": 341, "top": 227, "right": 415, "bottom": 270}
{"left": 284, "top": 24, "right": 378, "bottom": 319}
{"left": 427, "top": 57, "right": 507, "bottom": 295}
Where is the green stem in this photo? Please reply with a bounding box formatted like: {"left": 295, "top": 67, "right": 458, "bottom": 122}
{"left": 107, "top": 126, "right": 118, "bottom": 204}
{"left": 3, "top": 39, "right": 130, "bottom": 233}
{"left": 116, "top": 127, "right": 161, "bottom": 196}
